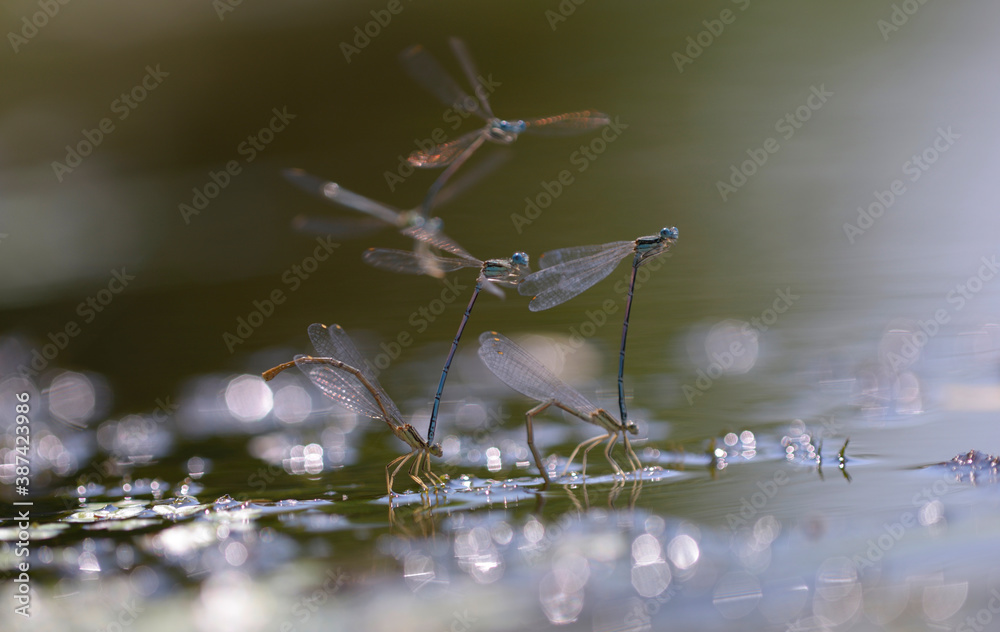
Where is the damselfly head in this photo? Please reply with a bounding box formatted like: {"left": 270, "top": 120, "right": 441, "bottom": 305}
{"left": 409, "top": 215, "right": 443, "bottom": 232}
{"left": 511, "top": 252, "right": 529, "bottom": 267}
{"left": 488, "top": 119, "right": 523, "bottom": 143}
{"left": 401, "top": 210, "right": 423, "bottom": 228}
{"left": 429, "top": 443, "right": 443, "bottom": 457}
{"left": 498, "top": 119, "right": 526, "bottom": 134}
{"left": 625, "top": 420, "right": 639, "bottom": 435}
{"left": 660, "top": 226, "right": 679, "bottom": 241}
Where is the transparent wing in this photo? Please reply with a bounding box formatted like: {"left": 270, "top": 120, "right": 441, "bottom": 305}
{"left": 411, "top": 240, "right": 446, "bottom": 279}
{"left": 448, "top": 37, "right": 495, "bottom": 119}
{"left": 419, "top": 133, "right": 489, "bottom": 214}
{"left": 431, "top": 149, "right": 510, "bottom": 210}
{"left": 477, "top": 331, "right": 599, "bottom": 419}
{"left": 363, "top": 248, "right": 474, "bottom": 276}
{"left": 402, "top": 224, "right": 477, "bottom": 261}
{"left": 283, "top": 168, "right": 403, "bottom": 225}
{"left": 537, "top": 240, "right": 633, "bottom": 269}
{"left": 522, "top": 111, "right": 611, "bottom": 136}
{"left": 291, "top": 214, "right": 387, "bottom": 239}
{"left": 399, "top": 44, "right": 489, "bottom": 120}
{"left": 518, "top": 243, "right": 634, "bottom": 311}
{"left": 305, "top": 323, "right": 404, "bottom": 423}
{"left": 407, "top": 130, "right": 485, "bottom": 168}
{"left": 481, "top": 273, "right": 505, "bottom": 299}
{"left": 295, "top": 355, "right": 389, "bottom": 423}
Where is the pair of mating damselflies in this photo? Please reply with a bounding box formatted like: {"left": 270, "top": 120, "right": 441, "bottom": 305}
{"left": 361, "top": 226, "right": 677, "bottom": 480}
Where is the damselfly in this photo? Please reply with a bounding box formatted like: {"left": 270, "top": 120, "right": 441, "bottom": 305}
{"left": 519, "top": 227, "right": 678, "bottom": 423}
{"left": 401, "top": 37, "right": 611, "bottom": 210}
{"left": 477, "top": 331, "right": 641, "bottom": 483}
{"left": 364, "top": 241, "right": 530, "bottom": 444}
{"left": 262, "top": 323, "right": 444, "bottom": 496}
{"left": 283, "top": 150, "right": 507, "bottom": 244}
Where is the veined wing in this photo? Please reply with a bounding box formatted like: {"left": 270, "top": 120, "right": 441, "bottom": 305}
{"left": 303, "top": 323, "right": 405, "bottom": 424}
{"left": 478, "top": 331, "right": 600, "bottom": 419}
{"left": 518, "top": 242, "right": 634, "bottom": 311}
{"left": 448, "top": 37, "right": 495, "bottom": 119}
{"left": 402, "top": 223, "right": 477, "bottom": 262}
{"left": 522, "top": 111, "right": 611, "bottom": 136}
{"left": 408, "top": 129, "right": 485, "bottom": 168}
{"left": 363, "top": 248, "right": 474, "bottom": 276}
{"left": 307, "top": 324, "right": 384, "bottom": 389}
{"left": 294, "top": 355, "right": 393, "bottom": 424}
{"left": 536, "top": 240, "right": 633, "bottom": 269}
{"left": 283, "top": 169, "right": 403, "bottom": 226}
{"left": 400, "top": 44, "right": 490, "bottom": 121}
